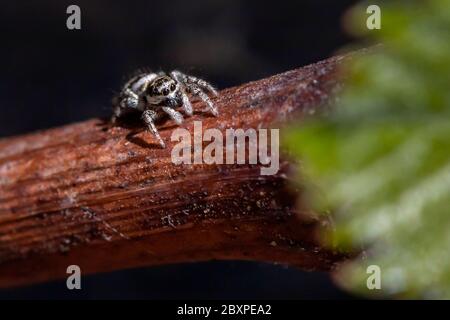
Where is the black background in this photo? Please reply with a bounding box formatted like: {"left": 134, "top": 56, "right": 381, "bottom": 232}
{"left": 0, "top": 0, "right": 359, "bottom": 299}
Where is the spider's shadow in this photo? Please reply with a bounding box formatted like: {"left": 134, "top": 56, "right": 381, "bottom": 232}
{"left": 96, "top": 113, "right": 176, "bottom": 149}
{"left": 125, "top": 130, "right": 161, "bottom": 149}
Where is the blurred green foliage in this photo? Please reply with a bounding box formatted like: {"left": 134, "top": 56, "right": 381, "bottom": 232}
{"left": 283, "top": 0, "right": 450, "bottom": 298}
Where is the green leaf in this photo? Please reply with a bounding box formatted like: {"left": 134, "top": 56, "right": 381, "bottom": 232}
{"left": 283, "top": 0, "right": 450, "bottom": 298}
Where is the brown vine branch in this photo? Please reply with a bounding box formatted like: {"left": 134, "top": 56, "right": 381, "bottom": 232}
{"left": 0, "top": 53, "right": 350, "bottom": 288}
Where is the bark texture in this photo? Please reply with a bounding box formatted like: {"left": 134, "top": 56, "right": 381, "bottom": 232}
{"left": 0, "top": 54, "right": 349, "bottom": 288}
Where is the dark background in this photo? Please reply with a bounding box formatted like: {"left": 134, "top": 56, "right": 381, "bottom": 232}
{"left": 0, "top": 0, "right": 359, "bottom": 299}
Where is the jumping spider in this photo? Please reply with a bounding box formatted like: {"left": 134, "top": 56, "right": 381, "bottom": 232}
{"left": 112, "top": 70, "right": 219, "bottom": 148}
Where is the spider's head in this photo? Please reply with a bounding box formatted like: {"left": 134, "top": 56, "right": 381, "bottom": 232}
{"left": 146, "top": 76, "right": 182, "bottom": 107}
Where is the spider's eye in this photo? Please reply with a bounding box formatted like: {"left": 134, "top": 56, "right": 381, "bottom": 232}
{"left": 162, "top": 88, "right": 169, "bottom": 96}
{"left": 170, "top": 83, "right": 176, "bottom": 91}
{"left": 152, "top": 87, "right": 158, "bottom": 95}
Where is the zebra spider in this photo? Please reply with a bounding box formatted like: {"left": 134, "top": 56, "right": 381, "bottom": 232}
{"left": 112, "top": 70, "right": 219, "bottom": 148}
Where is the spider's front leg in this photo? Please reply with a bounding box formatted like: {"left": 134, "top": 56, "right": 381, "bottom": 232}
{"left": 142, "top": 109, "right": 166, "bottom": 148}
{"left": 170, "top": 71, "right": 193, "bottom": 116}
{"left": 162, "top": 107, "right": 184, "bottom": 125}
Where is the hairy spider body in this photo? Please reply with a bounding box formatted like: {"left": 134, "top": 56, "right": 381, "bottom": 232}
{"left": 112, "top": 70, "right": 219, "bottom": 148}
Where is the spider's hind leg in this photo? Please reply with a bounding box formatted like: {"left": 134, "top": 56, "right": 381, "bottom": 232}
{"left": 188, "top": 75, "right": 219, "bottom": 97}
{"left": 111, "top": 107, "right": 121, "bottom": 124}
{"left": 171, "top": 70, "right": 218, "bottom": 96}
{"left": 170, "top": 70, "right": 219, "bottom": 117}
{"left": 191, "top": 86, "right": 219, "bottom": 117}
